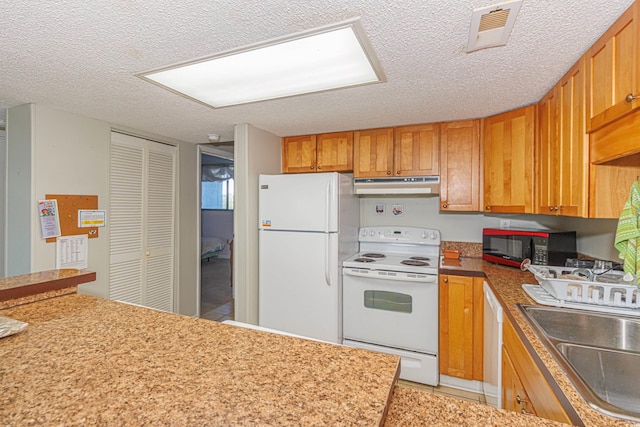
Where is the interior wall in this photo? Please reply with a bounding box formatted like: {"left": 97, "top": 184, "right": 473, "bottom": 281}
{"left": 233, "top": 123, "right": 281, "bottom": 325}
{"left": 201, "top": 210, "right": 233, "bottom": 258}
{"left": 6, "top": 104, "right": 33, "bottom": 276}
{"left": 360, "top": 196, "right": 619, "bottom": 261}
{"left": 5, "top": 104, "right": 200, "bottom": 316}
{"left": 0, "top": 129, "right": 5, "bottom": 277}
{"left": 176, "top": 141, "right": 199, "bottom": 316}
{"left": 30, "top": 104, "right": 111, "bottom": 295}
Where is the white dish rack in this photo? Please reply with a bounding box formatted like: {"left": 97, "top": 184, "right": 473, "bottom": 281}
{"left": 524, "top": 264, "right": 640, "bottom": 309}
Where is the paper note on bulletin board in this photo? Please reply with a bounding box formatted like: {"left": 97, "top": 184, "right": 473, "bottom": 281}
{"left": 45, "top": 194, "right": 99, "bottom": 242}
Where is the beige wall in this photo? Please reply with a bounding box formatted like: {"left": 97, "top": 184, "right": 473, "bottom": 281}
{"left": 233, "top": 124, "right": 281, "bottom": 324}
{"left": 5, "top": 104, "right": 200, "bottom": 315}
{"left": 360, "top": 196, "right": 619, "bottom": 260}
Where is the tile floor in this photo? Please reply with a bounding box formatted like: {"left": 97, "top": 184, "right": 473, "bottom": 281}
{"left": 201, "top": 300, "right": 234, "bottom": 322}
{"left": 200, "top": 257, "right": 234, "bottom": 322}
{"left": 397, "top": 379, "right": 487, "bottom": 405}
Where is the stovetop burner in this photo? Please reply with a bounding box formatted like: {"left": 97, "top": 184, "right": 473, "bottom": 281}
{"left": 401, "top": 259, "right": 430, "bottom": 267}
{"left": 361, "top": 253, "right": 386, "bottom": 258}
{"left": 409, "top": 256, "right": 431, "bottom": 261}
{"left": 354, "top": 257, "right": 376, "bottom": 263}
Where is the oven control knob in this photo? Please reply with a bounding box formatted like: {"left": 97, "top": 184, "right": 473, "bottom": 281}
{"left": 361, "top": 229, "right": 368, "bottom": 237}
{"left": 369, "top": 229, "right": 375, "bottom": 237}
{"left": 429, "top": 231, "right": 437, "bottom": 240}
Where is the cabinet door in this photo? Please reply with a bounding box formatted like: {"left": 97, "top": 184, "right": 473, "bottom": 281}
{"left": 586, "top": 2, "right": 640, "bottom": 132}
{"left": 440, "top": 120, "right": 480, "bottom": 211}
{"left": 393, "top": 124, "right": 439, "bottom": 176}
{"left": 589, "top": 153, "right": 640, "bottom": 218}
{"left": 439, "top": 275, "right": 483, "bottom": 381}
{"left": 502, "top": 316, "right": 575, "bottom": 424}
{"left": 316, "top": 132, "right": 353, "bottom": 172}
{"left": 537, "top": 60, "right": 589, "bottom": 217}
{"left": 536, "top": 87, "right": 560, "bottom": 214}
{"left": 482, "top": 106, "right": 536, "bottom": 214}
{"left": 556, "top": 60, "right": 589, "bottom": 217}
{"left": 282, "top": 135, "right": 317, "bottom": 173}
{"left": 502, "top": 346, "right": 536, "bottom": 416}
{"left": 353, "top": 128, "right": 394, "bottom": 178}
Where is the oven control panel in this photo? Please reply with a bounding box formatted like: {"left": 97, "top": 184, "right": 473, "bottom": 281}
{"left": 359, "top": 226, "right": 440, "bottom": 245}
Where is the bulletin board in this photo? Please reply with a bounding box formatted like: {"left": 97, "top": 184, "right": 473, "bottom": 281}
{"left": 45, "top": 194, "right": 99, "bottom": 242}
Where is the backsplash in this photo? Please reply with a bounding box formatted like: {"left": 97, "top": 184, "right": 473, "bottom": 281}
{"left": 441, "top": 241, "right": 482, "bottom": 258}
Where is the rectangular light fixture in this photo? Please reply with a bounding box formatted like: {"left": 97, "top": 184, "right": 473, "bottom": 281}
{"left": 138, "top": 19, "right": 384, "bottom": 108}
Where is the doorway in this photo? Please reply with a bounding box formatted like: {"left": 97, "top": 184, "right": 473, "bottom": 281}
{"left": 199, "top": 149, "right": 234, "bottom": 321}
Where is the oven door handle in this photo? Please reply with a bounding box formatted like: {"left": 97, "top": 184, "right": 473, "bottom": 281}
{"left": 343, "top": 268, "right": 438, "bottom": 283}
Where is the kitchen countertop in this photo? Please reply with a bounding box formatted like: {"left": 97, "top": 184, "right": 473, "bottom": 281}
{"left": 438, "top": 257, "right": 637, "bottom": 427}
{"left": 0, "top": 294, "right": 399, "bottom": 426}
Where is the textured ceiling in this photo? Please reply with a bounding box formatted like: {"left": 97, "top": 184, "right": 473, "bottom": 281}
{"left": 0, "top": 1, "right": 634, "bottom": 145}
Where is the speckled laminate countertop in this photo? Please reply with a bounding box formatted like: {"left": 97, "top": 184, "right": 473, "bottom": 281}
{"left": 437, "top": 257, "right": 639, "bottom": 427}
{"left": 0, "top": 294, "right": 399, "bottom": 426}
{"left": 0, "top": 269, "right": 96, "bottom": 309}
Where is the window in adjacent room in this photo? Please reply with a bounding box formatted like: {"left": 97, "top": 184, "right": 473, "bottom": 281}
{"left": 201, "top": 156, "right": 234, "bottom": 210}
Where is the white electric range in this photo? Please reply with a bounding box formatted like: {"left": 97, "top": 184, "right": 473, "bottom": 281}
{"left": 342, "top": 226, "right": 441, "bottom": 385}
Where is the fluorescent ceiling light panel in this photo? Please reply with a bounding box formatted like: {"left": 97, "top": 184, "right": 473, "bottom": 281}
{"left": 140, "top": 20, "right": 384, "bottom": 108}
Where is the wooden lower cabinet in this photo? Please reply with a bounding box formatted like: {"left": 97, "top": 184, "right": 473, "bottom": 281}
{"left": 439, "top": 275, "right": 483, "bottom": 381}
{"left": 502, "top": 316, "right": 575, "bottom": 424}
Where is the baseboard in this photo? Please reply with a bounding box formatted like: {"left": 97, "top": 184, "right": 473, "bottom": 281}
{"left": 439, "top": 374, "right": 484, "bottom": 394}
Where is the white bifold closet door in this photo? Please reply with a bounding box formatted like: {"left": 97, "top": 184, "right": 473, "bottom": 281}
{"left": 109, "top": 132, "right": 177, "bottom": 312}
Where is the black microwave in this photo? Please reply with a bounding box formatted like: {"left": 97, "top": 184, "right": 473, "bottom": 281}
{"left": 482, "top": 228, "right": 577, "bottom": 267}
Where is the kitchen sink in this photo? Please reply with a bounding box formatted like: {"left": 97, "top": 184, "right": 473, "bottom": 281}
{"left": 518, "top": 304, "right": 640, "bottom": 422}
{"left": 521, "top": 305, "right": 640, "bottom": 352}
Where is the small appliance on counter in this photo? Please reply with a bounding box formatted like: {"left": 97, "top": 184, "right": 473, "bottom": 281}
{"left": 482, "top": 228, "right": 577, "bottom": 268}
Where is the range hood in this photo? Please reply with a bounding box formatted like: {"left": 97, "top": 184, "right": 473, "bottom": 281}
{"left": 354, "top": 176, "right": 440, "bottom": 195}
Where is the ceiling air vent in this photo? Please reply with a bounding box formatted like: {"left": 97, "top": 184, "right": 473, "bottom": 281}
{"left": 467, "top": 0, "right": 522, "bottom": 52}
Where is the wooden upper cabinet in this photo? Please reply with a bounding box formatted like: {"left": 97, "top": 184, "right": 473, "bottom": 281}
{"left": 482, "top": 105, "right": 536, "bottom": 214}
{"left": 353, "top": 128, "right": 394, "bottom": 178}
{"left": 440, "top": 120, "right": 480, "bottom": 211}
{"left": 282, "top": 132, "right": 353, "bottom": 173}
{"left": 586, "top": 2, "right": 640, "bottom": 132}
{"left": 393, "top": 124, "right": 439, "bottom": 176}
{"left": 536, "top": 59, "right": 589, "bottom": 217}
{"left": 315, "top": 132, "right": 353, "bottom": 172}
{"left": 282, "top": 135, "right": 317, "bottom": 173}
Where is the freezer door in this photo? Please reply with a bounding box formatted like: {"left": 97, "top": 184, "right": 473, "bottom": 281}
{"left": 258, "top": 230, "right": 341, "bottom": 343}
{"left": 259, "top": 173, "right": 339, "bottom": 232}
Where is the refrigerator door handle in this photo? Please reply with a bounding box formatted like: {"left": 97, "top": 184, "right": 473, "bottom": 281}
{"left": 325, "top": 233, "right": 332, "bottom": 287}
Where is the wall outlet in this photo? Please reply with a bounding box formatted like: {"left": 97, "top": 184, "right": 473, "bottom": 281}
{"left": 500, "top": 219, "right": 511, "bottom": 229}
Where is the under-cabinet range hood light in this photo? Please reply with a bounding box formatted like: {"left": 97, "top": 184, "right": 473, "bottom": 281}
{"left": 354, "top": 176, "right": 440, "bottom": 195}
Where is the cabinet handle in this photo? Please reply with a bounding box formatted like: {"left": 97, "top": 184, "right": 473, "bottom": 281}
{"left": 310, "top": 166, "right": 314, "bottom": 170}
{"left": 520, "top": 408, "right": 533, "bottom": 415}
{"left": 386, "top": 171, "right": 391, "bottom": 175}
{"left": 317, "top": 166, "right": 322, "bottom": 170}
{"left": 442, "top": 203, "right": 448, "bottom": 209}
{"left": 516, "top": 395, "right": 527, "bottom": 405}
{"left": 626, "top": 93, "right": 638, "bottom": 103}
{"left": 396, "top": 170, "right": 400, "bottom": 175}
{"left": 485, "top": 206, "right": 491, "bottom": 211}
{"left": 443, "top": 277, "right": 448, "bottom": 283}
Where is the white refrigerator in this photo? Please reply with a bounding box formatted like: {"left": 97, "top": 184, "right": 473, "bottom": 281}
{"left": 258, "top": 172, "right": 359, "bottom": 343}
